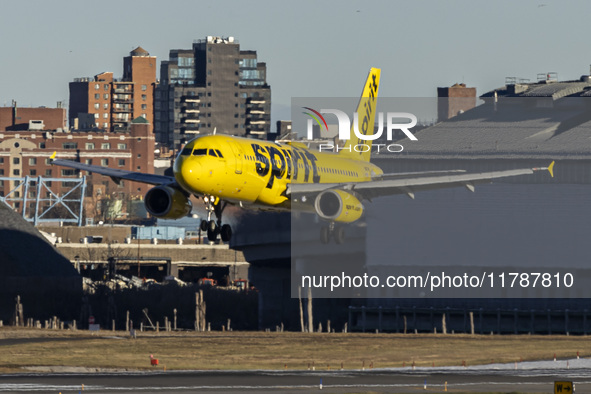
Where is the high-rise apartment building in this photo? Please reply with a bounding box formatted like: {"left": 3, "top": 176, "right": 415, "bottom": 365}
{"left": 69, "top": 47, "right": 157, "bottom": 132}
{"left": 155, "top": 36, "right": 271, "bottom": 148}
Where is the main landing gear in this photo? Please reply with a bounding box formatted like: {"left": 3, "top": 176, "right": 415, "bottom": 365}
{"left": 200, "top": 195, "right": 232, "bottom": 243}
{"left": 320, "top": 222, "right": 345, "bottom": 245}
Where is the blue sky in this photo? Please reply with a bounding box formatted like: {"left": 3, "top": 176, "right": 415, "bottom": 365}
{"left": 1, "top": 0, "right": 590, "bottom": 125}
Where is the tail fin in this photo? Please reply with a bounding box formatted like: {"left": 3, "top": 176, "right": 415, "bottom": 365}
{"left": 340, "top": 67, "right": 381, "bottom": 162}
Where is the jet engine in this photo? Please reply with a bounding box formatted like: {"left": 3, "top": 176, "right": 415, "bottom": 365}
{"left": 144, "top": 186, "right": 192, "bottom": 219}
{"left": 314, "top": 189, "right": 363, "bottom": 223}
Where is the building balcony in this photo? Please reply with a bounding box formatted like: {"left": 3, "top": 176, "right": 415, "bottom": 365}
{"left": 112, "top": 107, "right": 132, "bottom": 113}
{"left": 181, "top": 110, "right": 199, "bottom": 118}
{"left": 184, "top": 121, "right": 200, "bottom": 129}
{"left": 113, "top": 97, "right": 134, "bottom": 104}
{"left": 247, "top": 120, "right": 268, "bottom": 125}
{"left": 112, "top": 114, "right": 130, "bottom": 119}
{"left": 247, "top": 114, "right": 271, "bottom": 122}
{"left": 182, "top": 97, "right": 200, "bottom": 103}
{"left": 182, "top": 112, "right": 199, "bottom": 120}
{"left": 247, "top": 99, "right": 266, "bottom": 104}
{"left": 247, "top": 110, "right": 266, "bottom": 115}
{"left": 183, "top": 102, "right": 201, "bottom": 110}
{"left": 249, "top": 127, "right": 268, "bottom": 133}
{"left": 248, "top": 123, "right": 268, "bottom": 132}
{"left": 183, "top": 118, "right": 201, "bottom": 124}
{"left": 113, "top": 88, "right": 133, "bottom": 94}
{"left": 182, "top": 125, "right": 200, "bottom": 134}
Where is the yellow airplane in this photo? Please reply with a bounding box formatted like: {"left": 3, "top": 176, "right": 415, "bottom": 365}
{"left": 52, "top": 68, "right": 554, "bottom": 244}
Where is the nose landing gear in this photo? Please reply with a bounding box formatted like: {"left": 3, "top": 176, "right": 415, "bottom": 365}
{"left": 200, "top": 195, "right": 232, "bottom": 243}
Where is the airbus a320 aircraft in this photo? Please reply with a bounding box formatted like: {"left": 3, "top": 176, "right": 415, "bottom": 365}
{"left": 52, "top": 68, "right": 554, "bottom": 244}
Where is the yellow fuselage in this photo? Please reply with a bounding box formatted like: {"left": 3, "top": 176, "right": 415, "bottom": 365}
{"left": 173, "top": 135, "right": 382, "bottom": 210}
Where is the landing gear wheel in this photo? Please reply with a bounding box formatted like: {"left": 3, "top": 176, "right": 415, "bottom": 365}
{"left": 202, "top": 195, "right": 229, "bottom": 243}
{"left": 206, "top": 220, "right": 218, "bottom": 242}
{"left": 207, "top": 228, "right": 218, "bottom": 242}
{"left": 220, "top": 224, "right": 232, "bottom": 242}
{"left": 334, "top": 227, "right": 345, "bottom": 244}
{"left": 320, "top": 226, "right": 330, "bottom": 244}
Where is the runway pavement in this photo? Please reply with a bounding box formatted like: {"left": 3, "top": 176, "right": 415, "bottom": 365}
{"left": 1, "top": 359, "right": 590, "bottom": 393}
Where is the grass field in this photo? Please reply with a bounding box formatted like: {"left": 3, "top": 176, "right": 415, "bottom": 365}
{"left": 0, "top": 327, "right": 589, "bottom": 373}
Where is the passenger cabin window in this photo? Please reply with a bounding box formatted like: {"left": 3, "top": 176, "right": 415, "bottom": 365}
{"left": 192, "top": 149, "right": 207, "bottom": 156}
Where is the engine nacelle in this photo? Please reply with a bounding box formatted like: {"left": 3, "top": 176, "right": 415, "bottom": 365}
{"left": 314, "top": 189, "right": 363, "bottom": 223}
{"left": 144, "top": 186, "right": 192, "bottom": 219}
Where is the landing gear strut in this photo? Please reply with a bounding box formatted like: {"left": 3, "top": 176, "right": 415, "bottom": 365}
{"left": 320, "top": 223, "right": 345, "bottom": 244}
{"left": 200, "top": 195, "right": 232, "bottom": 243}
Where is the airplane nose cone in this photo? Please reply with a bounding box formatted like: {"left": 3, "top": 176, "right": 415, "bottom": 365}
{"left": 175, "top": 159, "right": 202, "bottom": 190}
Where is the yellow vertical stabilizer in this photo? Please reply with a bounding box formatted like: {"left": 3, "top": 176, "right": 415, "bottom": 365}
{"left": 340, "top": 67, "right": 381, "bottom": 162}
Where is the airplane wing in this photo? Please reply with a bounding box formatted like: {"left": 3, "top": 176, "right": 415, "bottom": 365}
{"left": 287, "top": 163, "right": 554, "bottom": 200}
{"left": 374, "top": 169, "right": 466, "bottom": 180}
{"left": 51, "top": 155, "right": 175, "bottom": 186}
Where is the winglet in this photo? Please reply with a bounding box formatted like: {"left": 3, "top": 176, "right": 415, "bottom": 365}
{"left": 547, "top": 160, "right": 555, "bottom": 178}
{"left": 533, "top": 160, "right": 555, "bottom": 178}
{"left": 50, "top": 151, "right": 57, "bottom": 162}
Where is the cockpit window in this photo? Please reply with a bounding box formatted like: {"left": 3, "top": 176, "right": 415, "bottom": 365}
{"left": 192, "top": 149, "right": 207, "bottom": 156}
{"left": 214, "top": 149, "right": 223, "bottom": 158}
{"left": 180, "top": 147, "right": 192, "bottom": 156}
{"left": 208, "top": 149, "right": 218, "bottom": 157}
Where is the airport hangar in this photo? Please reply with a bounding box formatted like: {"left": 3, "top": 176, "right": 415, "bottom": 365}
{"left": 0, "top": 200, "right": 82, "bottom": 322}
{"left": 232, "top": 76, "right": 591, "bottom": 333}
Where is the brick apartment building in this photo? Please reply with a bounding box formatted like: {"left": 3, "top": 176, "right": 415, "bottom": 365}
{"left": 0, "top": 103, "right": 66, "bottom": 131}
{"left": 155, "top": 36, "right": 271, "bottom": 149}
{"left": 69, "top": 47, "right": 157, "bottom": 132}
{"left": 0, "top": 118, "right": 155, "bottom": 219}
